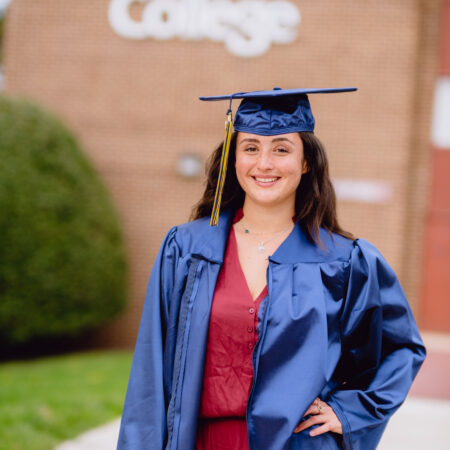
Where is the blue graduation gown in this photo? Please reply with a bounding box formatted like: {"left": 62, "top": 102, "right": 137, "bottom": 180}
{"left": 117, "top": 210, "right": 425, "bottom": 450}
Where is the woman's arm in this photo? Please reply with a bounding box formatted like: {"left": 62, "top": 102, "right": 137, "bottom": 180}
{"left": 117, "top": 227, "right": 180, "bottom": 450}
{"left": 324, "top": 239, "right": 426, "bottom": 450}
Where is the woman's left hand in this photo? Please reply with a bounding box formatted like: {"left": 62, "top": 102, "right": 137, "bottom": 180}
{"left": 293, "top": 398, "right": 342, "bottom": 436}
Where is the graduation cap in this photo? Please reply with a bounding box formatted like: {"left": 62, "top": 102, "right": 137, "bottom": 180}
{"left": 199, "top": 87, "right": 357, "bottom": 226}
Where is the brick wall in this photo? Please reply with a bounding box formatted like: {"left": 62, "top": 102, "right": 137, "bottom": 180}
{"left": 2, "top": 0, "right": 441, "bottom": 345}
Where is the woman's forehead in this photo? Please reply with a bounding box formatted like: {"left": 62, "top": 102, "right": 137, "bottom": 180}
{"left": 236, "top": 132, "right": 302, "bottom": 145}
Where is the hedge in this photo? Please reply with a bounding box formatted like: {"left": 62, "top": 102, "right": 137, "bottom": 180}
{"left": 0, "top": 96, "right": 127, "bottom": 346}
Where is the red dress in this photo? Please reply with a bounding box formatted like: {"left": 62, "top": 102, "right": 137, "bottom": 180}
{"left": 195, "top": 210, "right": 268, "bottom": 449}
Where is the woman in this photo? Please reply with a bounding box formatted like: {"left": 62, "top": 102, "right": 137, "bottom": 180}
{"left": 117, "top": 88, "right": 425, "bottom": 450}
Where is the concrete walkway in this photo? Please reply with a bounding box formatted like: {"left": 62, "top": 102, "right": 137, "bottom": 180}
{"left": 55, "top": 397, "right": 450, "bottom": 449}
{"left": 56, "top": 419, "right": 120, "bottom": 450}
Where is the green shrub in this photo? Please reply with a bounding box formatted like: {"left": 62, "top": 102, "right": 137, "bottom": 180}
{"left": 0, "top": 96, "right": 127, "bottom": 346}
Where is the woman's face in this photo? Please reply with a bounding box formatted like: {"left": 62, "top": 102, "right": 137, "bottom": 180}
{"left": 235, "top": 132, "right": 307, "bottom": 209}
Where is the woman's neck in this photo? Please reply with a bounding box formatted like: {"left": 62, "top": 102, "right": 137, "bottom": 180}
{"left": 241, "top": 199, "right": 295, "bottom": 234}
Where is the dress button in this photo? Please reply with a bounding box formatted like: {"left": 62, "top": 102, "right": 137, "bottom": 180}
{"left": 249, "top": 307, "right": 255, "bottom": 314}
{"left": 248, "top": 343, "right": 254, "bottom": 349}
{"left": 247, "top": 327, "right": 253, "bottom": 333}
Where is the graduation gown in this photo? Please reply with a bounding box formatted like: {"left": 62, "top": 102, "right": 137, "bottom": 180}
{"left": 117, "top": 210, "right": 425, "bottom": 450}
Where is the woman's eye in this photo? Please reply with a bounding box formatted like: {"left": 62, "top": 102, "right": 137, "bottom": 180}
{"left": 245, "top": 147, "right": 258, "bottom": 153}
{"left": 275, "top": 147, "right": 289, "bottom": 153}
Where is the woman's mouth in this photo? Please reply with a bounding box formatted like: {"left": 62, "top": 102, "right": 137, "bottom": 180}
{"left": 252, "top": 176, "right": 280, "bottom": 187}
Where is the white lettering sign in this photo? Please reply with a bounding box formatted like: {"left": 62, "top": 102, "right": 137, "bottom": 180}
{"left": 108, "top": 0, "right": 301, "bottom": 57}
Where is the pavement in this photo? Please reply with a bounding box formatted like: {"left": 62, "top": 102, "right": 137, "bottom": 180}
{"left": 56, "top": 419, "right": 120, "bottom": 450}
{"left": 55, "top": 332, "right": 450, "bottom": 450}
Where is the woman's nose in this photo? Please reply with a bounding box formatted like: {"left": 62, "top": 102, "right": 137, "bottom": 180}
{"left": 256, "top": 150, "right": 274, "bottom": 170}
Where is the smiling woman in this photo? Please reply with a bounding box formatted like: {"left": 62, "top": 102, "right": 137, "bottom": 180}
{"left": 117, "top": 88, "right": 425, "bottom": 450}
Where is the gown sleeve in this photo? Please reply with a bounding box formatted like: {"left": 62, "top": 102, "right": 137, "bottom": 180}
{"left": 117, "top": 227, "right": 180, "bottom": 450}
{"left": 326, "top": 238, "right": 426, "bottom": 450}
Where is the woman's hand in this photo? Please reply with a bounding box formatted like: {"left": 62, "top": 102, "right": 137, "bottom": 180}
{"left": 294, "top": 398, "right": 342, "bottom": 436}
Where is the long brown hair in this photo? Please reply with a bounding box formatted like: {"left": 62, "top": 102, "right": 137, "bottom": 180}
{"left": 190, "top": 132, "right": 354, "bottom": 244}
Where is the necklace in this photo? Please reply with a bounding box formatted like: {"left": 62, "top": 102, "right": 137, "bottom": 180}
{"left": 239, "top": 221, "right": 294, "bottom": 253}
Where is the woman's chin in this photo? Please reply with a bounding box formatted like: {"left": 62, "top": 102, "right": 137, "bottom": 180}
{"left": 245, "top": 195, "right": 289, "bottom": 208}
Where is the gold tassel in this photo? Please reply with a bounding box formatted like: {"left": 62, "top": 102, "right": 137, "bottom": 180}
{"left": 210, "top": 111, "right": 234, "bottom": 226}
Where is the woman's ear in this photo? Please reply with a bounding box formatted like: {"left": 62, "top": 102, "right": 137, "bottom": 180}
{"left": 302, "top": 160, "right": 309, "bottom": 174}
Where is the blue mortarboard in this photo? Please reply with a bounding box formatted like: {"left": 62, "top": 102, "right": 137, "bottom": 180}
{"left": 200, "top": 87, "right": 357, "bottom": 135}
{"left": 199, "top": 87, "right": 357, "bottom": 225}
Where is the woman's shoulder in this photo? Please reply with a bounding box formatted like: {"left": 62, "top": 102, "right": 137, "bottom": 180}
{"left": 173, "top": 215, "right": 214, "bottom": 245}
{"left": 317, "top": 228, "right": 356, "bottom": 262}
{"left": 163, "top": 213, "right": 230, "bottom": 261}
{"left": 327, "top": 233, "right": 395, "bottom": 278}
{"left": 175, "top": 215, "right": 212, "bottom": 233}
{"left": 320, "top": 228, "right": 388, "bottom": 259}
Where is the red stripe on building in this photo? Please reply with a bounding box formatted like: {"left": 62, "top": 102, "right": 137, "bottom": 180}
{"left": 422, "top": 0, "right": 450, "bottom": 331}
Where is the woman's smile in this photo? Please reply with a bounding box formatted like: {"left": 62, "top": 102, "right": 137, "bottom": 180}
{"left": 252, "top": 175, "right": 281, "bottom": 187}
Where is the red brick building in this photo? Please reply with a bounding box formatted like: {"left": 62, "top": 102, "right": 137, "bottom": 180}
{"left": 2, "top": 0, "right": 448, "bottom": 345}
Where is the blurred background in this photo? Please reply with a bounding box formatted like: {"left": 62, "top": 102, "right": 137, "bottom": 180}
{"left": 0, "top": 0, "right": 449, "bottom": 448}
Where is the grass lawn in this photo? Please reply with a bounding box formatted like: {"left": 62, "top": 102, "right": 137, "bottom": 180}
{"left": 0, "top": 350, "right": 132, "bottom": 450}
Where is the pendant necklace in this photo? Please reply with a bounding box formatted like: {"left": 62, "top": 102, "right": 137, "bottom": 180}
{"left": 239, "top": 221, "right": 294, "bottom": 253}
